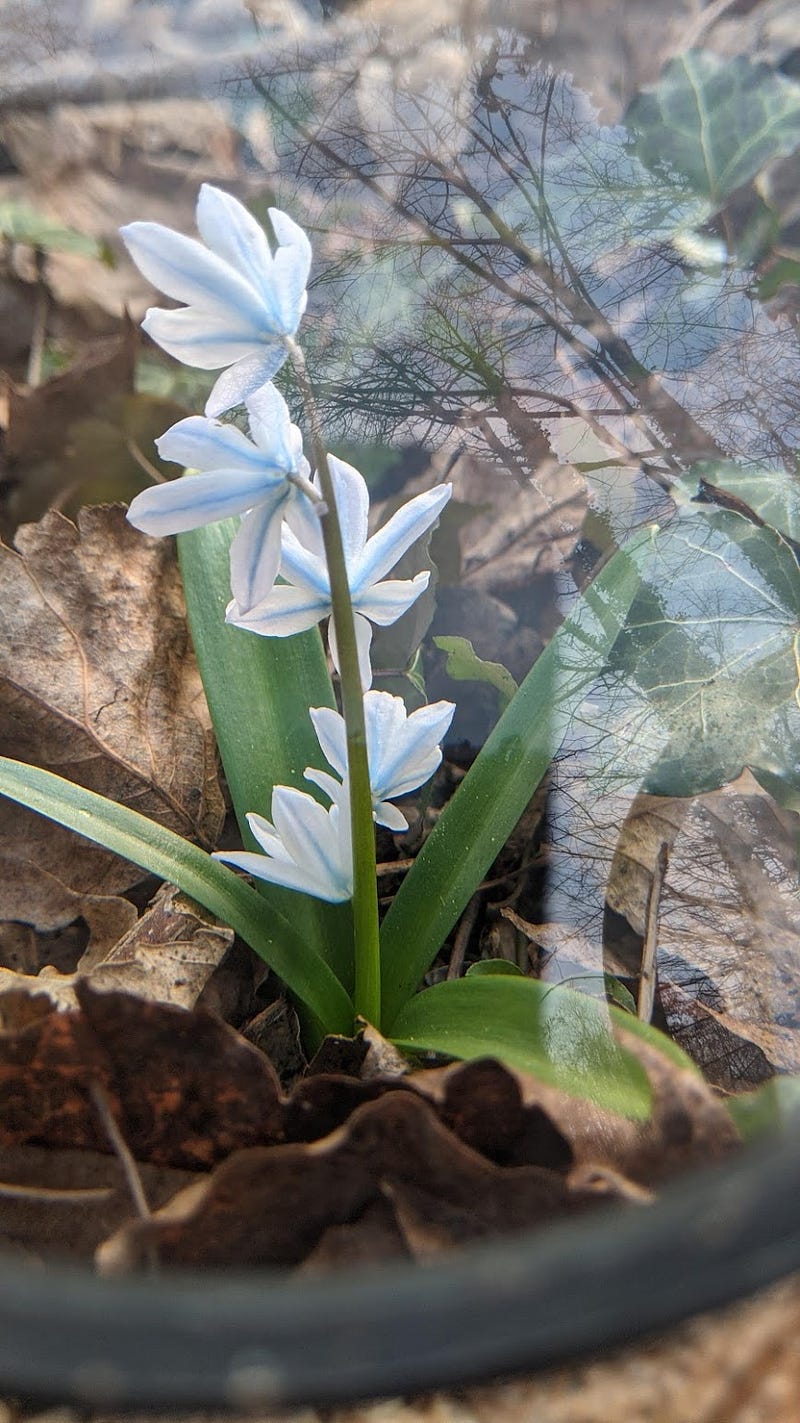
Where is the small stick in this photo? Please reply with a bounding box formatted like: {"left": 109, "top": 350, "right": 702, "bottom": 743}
{"left": 447, "top": 892, "right": 482, "bottom": 980}
{"left": 0, "top": 1181, "right": 113, "bottom": 1202}
{"left": 89, "top": 1080, "right": 159, "bottom": 1272}
{"left": 638, "top": 842, "right": 669, "bottom": 1023}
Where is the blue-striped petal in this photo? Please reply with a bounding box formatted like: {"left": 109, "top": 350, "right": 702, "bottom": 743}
{"left": 127, "top": 468, "right": 275, "bottom": 536}
{"left": 155, "top": 417, "right": 267, "bottom": 474}
{"left": 120, "top": 221, "right": 260, "bottom": 321}
{"left": 205, "top": 346, "right": 289, "bottom": 418}
{"left": 229, "top": 494, "right": 288, "bottom": 611}
{"left": 354, "top": 484, "right": 452, "bottom": 590}
{"left": 226, "top": 583, "right": 330, "bottom": 637}
{"left": 142, "top": 305, "right": 263, "bottom": 369}
{"left": 195, "top": 184, "right": 274, "bottom": 291}
{"left": 328, "top": 456, "right": 370, "bottom": 567}
{"left": 355, "top": 572, "right": 430, "bottom": 624}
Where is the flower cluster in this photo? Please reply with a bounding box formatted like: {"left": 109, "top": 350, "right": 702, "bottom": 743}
{"left": 123, "top": 185, "right": 453, "bottom": 903}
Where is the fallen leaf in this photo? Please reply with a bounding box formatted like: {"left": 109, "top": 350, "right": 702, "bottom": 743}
{"left": 608, "top": 773, "right": 800, "bottom": 1087}
{"left": 0, "top": 884, "right": 235, "bottom": 1014}
{"left": 413, "top": 1040, "right": 739, "bottom": 1185}
{"left": 0, "top": 985, "right": 284, "bottom": 1167}
{"left": 96, "top": 1092, "right": 620, "bottom": 1273}
{"left": 0, "top": 1141, "right": 196, "bottom": 1263}
{"left": 0, "top": 505, "right": 225, "bottom": 929}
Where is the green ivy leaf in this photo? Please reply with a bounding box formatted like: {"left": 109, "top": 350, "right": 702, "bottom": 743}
{"left": 607, "top": 504, "right": 800, "bottom": 796}
{"left": 685, "top": 460, "right": 800, "bottom": 545}
{"left": 626, "top": 51, "right": 800, "bottom": 208}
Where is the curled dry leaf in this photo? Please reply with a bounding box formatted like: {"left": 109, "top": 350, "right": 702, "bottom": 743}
{"left": 608, "top": 773, "right": 800, "bottom": 1088}
{"left": 412, "top": 1046, "right": 739, "bottom": 1186}
{"left": 0, "top": 884, "right": 235, "bottom": 1014}
{"left": 0, "top": 984, "right": 284, "bottom": 1168}
{"left": 0, "top": 505, "right": 225, "bottom": 929}
{"left": 97, "top": 1092, "right": 627, "bottom": 1274}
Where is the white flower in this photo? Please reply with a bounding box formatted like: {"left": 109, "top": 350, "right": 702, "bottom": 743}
{"left": 227, "top": 455, "right": 452, "bottom": 685}
{"left": 127, "top": 385, "right": 309, "bottom": 611}
{"left": 213, "top": 784, "right": 353, "bottom": 903}
{"left": 120, "top": 184, "right": 311, "bottom": 417}
{"left": 306, "top": 691, "right": 455, "bottom": 831}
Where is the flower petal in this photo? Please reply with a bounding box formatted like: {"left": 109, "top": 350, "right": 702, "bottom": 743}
{"left": 229, "top": 493, "right": 288, "bottom": 611}
{"left": 304, "top": 767, "right": 344, "bottom": 803}
{"left": 195, "top": 184, "right": 274, "bottom": 291}
{"left": 374, "top": 799, "right": 410, "bottom": 832}
{"left": 279, "top": 524, "right": 331, "bottom": 597}
{"left": 245, "top": 383, "right": 299, "bottom": 467}
{"left": 142, "top": 305, "right": 263, "bottom": 369}
{"left": 354, "top": 484, "right": 452, "bottom": 590}
{"left": 120, "top": 221, "right": 259, "bottom": 319}
{"left": 213, "top": 847, "right": 344, "bottom": 901}
{"left": 355, "top": 572, "right": 430, "bottom": 625}
{"left": 205, "top": 346, "right": 290, "bottom": 418}
{"left": 155, "top": 416, "right": 266, "bottom": 474}
{"left": 269, "top": 208, "right": 313, "bottom": 287}
{"left": 271, "top": 786, "right": 351, "bottom": 900}
{"left": 127, "top": 468, "right": 277, "bottom": 536}
{"left": 309, "top": 705, "right": 348, "bottom": 780}
{"left": 328, "top": 613, "right": 374, "bottom": 689}
{"left": 285, "top": 482, "right": 325, "bottom": 558}
{"left": 245, "top": 811, "right": 292, "bottom": 861}
{"left": 328, "top": 456, "right": 370, "bottom": 566}
{"left": 226, "top": 583, "right": 330, "bottom": 637}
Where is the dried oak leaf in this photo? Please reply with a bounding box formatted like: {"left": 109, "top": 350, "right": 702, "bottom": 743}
{"left": 0, "top": 505, "right": 225, "bottom": 928}
{"left": 97, "top": 1091, "right": 624, "bottom": 1273}
{"left": 607, "top": 773, "right": 800, "bottom": 1088}
{"left": 0, "top": 984, "right": 283, "bottom": 1167}
{"left": 0, "top": 883, "right": 235, "bottom": 1013}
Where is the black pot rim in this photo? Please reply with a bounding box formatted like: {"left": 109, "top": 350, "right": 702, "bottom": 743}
{"left": 1, "top": 1124, "right": 799, "bottom": 1411}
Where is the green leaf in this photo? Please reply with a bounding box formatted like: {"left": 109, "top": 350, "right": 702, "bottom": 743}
{"left": 726, "top": 1076, "right": 800, "bottom": 1141}
{"left": 433, "top": 635, "right": 518, "bottom": 709}
{"left": 178, "top": 522, "right": 353, "bottom": 992}
{"left": 465, "top": 958, "right": 525, "bottom": 978}
{"left": 390, "top": 976, "right": 670, "bottom": 1118}
{"left": 379, "top": 530, "right": 652, "bottom": 1025}
{"left": 0, "top": 199, "right": 110, "bottom": 260}
{"left": 757, "top": 256, "right": 800, "bottom": 302}
{"left": 0, "top": 757, "right": 354, "bottom": 1034}
{"left": 607, "top": 504, "right": 800, "bottom": 796}
{"left": 626, "top": 51, "right": 800, "bottom": 208}
{"left": 687, "top": 460, "right": 800, "bottom": 545}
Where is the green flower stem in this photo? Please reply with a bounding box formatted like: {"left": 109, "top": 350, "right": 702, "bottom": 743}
{"left": 286, "top": 337, "right": 381, "bottom": 1028}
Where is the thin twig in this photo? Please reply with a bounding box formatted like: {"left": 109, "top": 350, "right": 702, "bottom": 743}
{"left": 638, "top": 841, "right": 669, "bottom": 1023}
{"left": 89, "top": 1081, "right": 151, "bottom": 1222}
{"left": 0, "top": 1181, "right": 113, "bottom": 1202}
{"left": 447, "top": 892, "right": 482, "bottom": 980}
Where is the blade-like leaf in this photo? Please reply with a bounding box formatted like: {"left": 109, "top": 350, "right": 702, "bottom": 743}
{"left": 178, "top": 520, "right": 354, "bottom": 991}
{"left": 0, "top": 757, "right": 354, "bottom": 1034}
{"left": 379, "top": 530, "right": 652, "bottom": 1025}
{"left": 626, "top": 50, "right": 800, "bottom": 208}
{"left": 389, "top": 976, "right": 696, "bottom": 1118}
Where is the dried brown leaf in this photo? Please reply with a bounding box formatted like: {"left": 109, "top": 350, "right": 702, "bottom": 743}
{"left": 0, "top": 505, "right": 225, "bottom": 928}
{"left": 608, "top": 773, "right": 800, "bottom": 1087}
{"left": 0, "top": 985, "right": 283, "bottom": 1167}
{"left": 96, "top": 1092, "right": 616, "bottom": 1273}
{"left": 0, "top": 884, "right": 235, "bottom": 1015}
{"left": 0, "top": 1141, "right": 196, "bottom": 1263}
